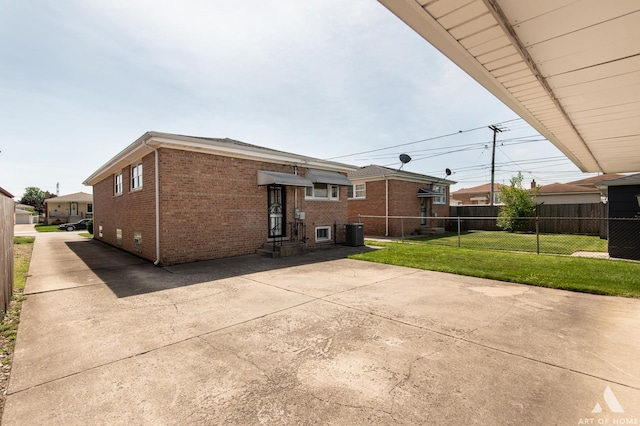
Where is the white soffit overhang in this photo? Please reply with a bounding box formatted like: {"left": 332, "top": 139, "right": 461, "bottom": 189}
{"left": 378, "top": 0, "right": 640, "bottom": 173}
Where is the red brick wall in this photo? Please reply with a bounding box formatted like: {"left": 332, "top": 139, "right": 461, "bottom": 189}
{"left": 93, "top": 152, "right": 157, "bottom": 262}
{"left": 347, "top": 179, "right": 450, "bottom": 237}
{"left": 347, "top": 180, "right": 387, "bottom": 236}
{"left": 92, "top": 148, "right": 350, "bottom": 265}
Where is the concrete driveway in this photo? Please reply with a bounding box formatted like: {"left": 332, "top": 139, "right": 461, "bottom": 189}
{"left": 3, "top": 232, "right": 640, "bottom": 425}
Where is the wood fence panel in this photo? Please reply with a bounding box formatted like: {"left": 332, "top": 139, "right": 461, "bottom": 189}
{"left": 450, "top": 203, "right": 607, "bottom": 235}
{"left": 0, "top": 193, "right": 14, "bottom": 316}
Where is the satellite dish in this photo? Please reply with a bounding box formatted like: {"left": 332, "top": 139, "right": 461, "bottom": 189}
{"left": 398, "top": 154, "right": 411, "bottom": 170}
{"left": 399, "top": 154, "right": 411, "bottom": 164}
{"left": 445, "top": 168, "right": 452, "bottom": 176}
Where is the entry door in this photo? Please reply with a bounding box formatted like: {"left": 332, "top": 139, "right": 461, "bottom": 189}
{"left": 70, "top": 202, "right": 78, "bottom": 216}
{"left": 420, "top": 199, "right": 427, "bottom": 226}
{"left": 268, "top": 185, "right": 285, "bottom": 238}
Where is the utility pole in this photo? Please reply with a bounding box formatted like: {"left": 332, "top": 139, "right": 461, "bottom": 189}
{"left": 488, "top": 125, "right": 503, "bottom": 206}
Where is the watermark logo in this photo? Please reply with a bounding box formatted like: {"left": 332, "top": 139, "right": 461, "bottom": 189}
{"left": 592, "top": 386, "right": 624, "bottom": 414}
{"left": 578, "top": 386, "right": 638, "bottom": 425}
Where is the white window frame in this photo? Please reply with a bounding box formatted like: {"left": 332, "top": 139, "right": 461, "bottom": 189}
{"left": 131, "top": 163, "right": 143, "bottom": 190}
{"left": 305, "top": 183, "right": 339, "bottom": 200}
{"left": 315, "top": 226, "right": 332, "bottom": 242}
{"left": 433, "top": 185, "right": 447, "bottom": 205}
{"left": 493, "top": 191, "right": 502, "bottom": 204}
{"left": 348, "top": 183, "right": 366, "bottom": 199}
{"left": 114, "top": 173, "right": 123, "bottom": 195}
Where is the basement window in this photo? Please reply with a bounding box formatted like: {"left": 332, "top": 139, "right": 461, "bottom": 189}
{"left": 315, "top": 226, "right": 331, "bottom": 242}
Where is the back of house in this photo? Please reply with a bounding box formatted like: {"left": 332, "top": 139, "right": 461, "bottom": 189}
{"left": 84, "top": 132, "right": 356, "bottom": 265}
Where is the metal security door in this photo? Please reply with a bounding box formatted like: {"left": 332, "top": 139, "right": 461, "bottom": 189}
{"left": 420, "top": 199, "right": 427, "bottom": 226}
{"left": 268, "top": 185, "right": 285, "bottom": 238}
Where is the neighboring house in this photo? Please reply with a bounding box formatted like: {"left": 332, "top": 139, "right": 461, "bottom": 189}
{"left": 83, "top": 132, "right": 356, "bottom": 265}
{"left": 534, "top": 174, "right": 624, "bottom": 205}
{"left": 450, "top": 183, "right": 506, "bottom": 206}
{"left": 595, "top": 173, "right": 640, "bottom": 260}
{"left": 534, "top": 183, "right": 603, "bottom": 205}
{"left": 15, "top": 208, "right": 37, "bottom": 224}
{"left": 347, "top": 165, "right": 455, "bottom": 237}
{"left": 15, "top": 202, "right": 37, "bottom": 224}
{"left": 43, "top": 192, "right": 94, "bottom": 224}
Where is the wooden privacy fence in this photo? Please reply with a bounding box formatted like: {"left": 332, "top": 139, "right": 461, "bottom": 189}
{"left": 450, "top": 203, "right": 607, "bottom": 236}
{"left": 0, "top": 192, "right": 14, "bottom": 317}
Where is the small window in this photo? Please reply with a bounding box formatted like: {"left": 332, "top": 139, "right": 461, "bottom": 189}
{"left": 131, "top": 163, "right": 143, "bottom": 190}
{"left": 98, "top": 225, "right": 103, "bottom": 238}
{"left": 87, "top": 203, "right": 93, "bottom": 213}
{"left": 315, "top": 226, "right": 332, "bottom": 242}
{"left": 305, "top": 183, "right": 339, "bottom": 200}
{"left": 116, "top": 228, "right": 122, "bottom": 245}
{"left": 433, "top": 185, "right": 447, "bottom": 205}
{"left": 114, "top": 173, "right": 123, "bottom": 195}
{"left": 348, "top": 183, "right": 366, "bottom": 199}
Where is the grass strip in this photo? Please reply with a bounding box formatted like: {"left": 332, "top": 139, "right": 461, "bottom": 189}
{"left": 409, "top": 230, "right": 607, "bottom": 255}
{"left": 350, "top": 241, "right": 640, "bottom": 297}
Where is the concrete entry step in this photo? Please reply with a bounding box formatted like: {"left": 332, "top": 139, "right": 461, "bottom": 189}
{"left": 256, "top": 241, "right": 307, "bottom": 258}
{"left": 419, "top": 227, "right": 445, "bottom": 235}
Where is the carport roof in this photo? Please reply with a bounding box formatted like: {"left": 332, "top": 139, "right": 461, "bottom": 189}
{"left": 378, "top": 0, "right": 640, "bottom": 173}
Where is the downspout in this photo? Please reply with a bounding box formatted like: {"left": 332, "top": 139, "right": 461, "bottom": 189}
{"left": 385, "top": 176, "right": 389, "bottom": 237}
{"left": 143, "top": 141, "right": 161, "bottom": 265}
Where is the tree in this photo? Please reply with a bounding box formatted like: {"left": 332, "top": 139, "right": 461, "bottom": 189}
{"left": 19, "top": 187, "right": 49, "bottom": 215}
{"left": 496, "top": 172, "right": 539, "bottom": 232}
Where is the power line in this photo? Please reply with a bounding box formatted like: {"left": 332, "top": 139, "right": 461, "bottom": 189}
{"left": 324, "top": 118, "right": 525, "bottom": 161}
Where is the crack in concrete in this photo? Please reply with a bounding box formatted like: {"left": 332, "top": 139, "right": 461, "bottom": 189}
{"left": 323, "top": 298, "right": 640, "bottom": 392}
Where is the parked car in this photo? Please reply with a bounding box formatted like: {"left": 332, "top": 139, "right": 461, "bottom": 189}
{"left": 58, "top": 218, "right": 92, "bottom": 232}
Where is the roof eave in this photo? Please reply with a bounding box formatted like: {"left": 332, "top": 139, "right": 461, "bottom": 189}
{"left": 83, "top": 132, "right": 358, "bottom": 187}
{"left": 377, "top": 0, "right": 601, "bottom": 173}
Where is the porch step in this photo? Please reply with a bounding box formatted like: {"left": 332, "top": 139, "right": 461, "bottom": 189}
{"left": 419, "top": 227, "right": 445, "bottom": 235}
{"left": 256, "top": 241, "right": 307, "bottom": 258}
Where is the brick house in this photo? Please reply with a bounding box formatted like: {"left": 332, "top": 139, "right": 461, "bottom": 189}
{"left": 450, "top": 183, "right": 506, "bottom": 206}
{"left": 347, "top": 165, "right": 455, "bottom": 237}
{"left": 83, "top": 132, "right": 355, "bottom": 265}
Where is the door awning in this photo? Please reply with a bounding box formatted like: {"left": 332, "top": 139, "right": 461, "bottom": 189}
{"left": 417, "top": 188, "right": 439, "bottom": 198}
{"left": 257, "top": 170, "right": 313, "bottom": 187}
{"left": 306, "top": 169, "right": 353, "bottom": 186}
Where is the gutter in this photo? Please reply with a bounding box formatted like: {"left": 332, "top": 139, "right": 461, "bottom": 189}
{"left": 385, "top": 176, "right": 389, "bottom": 237}
{"left": 143, "top": 140, "right": 161, "bottom": 266}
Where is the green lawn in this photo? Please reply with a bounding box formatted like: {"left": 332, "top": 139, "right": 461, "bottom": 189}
{"left": 350, "top": 241, "right": 640, "bottom": 297}
{"left": 409, "top": 230, "right": 607, "bottom": 255}
{"left": 34, "top": 224, "right": 62, "bottom": 232}
{"left": 0, "top": 237, "right": 34, "bottom": 368}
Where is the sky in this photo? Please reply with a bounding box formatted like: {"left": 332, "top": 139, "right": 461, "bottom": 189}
{"left": 0, "top": 0, "right": 593, "bottom": 200}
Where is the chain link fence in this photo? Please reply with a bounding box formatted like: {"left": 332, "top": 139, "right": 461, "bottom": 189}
{"left": 357, "top": 215, "right": 640, "bottom": 260}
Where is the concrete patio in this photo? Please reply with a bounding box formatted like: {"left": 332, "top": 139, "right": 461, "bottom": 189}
{"left": 3, "top": 231, "right": 639, "bottom": 424}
